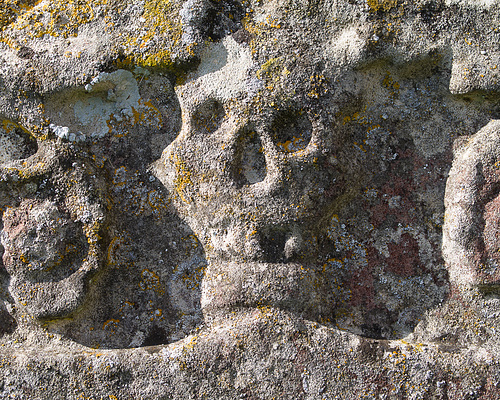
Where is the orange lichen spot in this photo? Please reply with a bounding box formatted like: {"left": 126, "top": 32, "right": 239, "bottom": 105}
{"left": 367, "top": 0, "right": 397, "bottom": 12}
{"left": 171, "top": 154, "right": 193, "bottom": 204}
{"left": 102, "top": 319, "right": 120, "bottom": 334}
{"left": 180, "top": 264, "right": 206, "bottom": 290}
{"left": 132, "top": 99, "right": 163, "bottom": 128}
{"left": 150, "top": 308, "right": 164, "bottom": 321}
{"left": 353, "top": 141, "right": 367, "bottom": 153}
{"left": 276, "top": 136, "right": 308, "bottom": 153}
{"left": 139, "top": 269, "right": 164, "bottom": 294}
{"left": 112, "top": 166, "right": 128, "bottom": 187}
{"left": 107, "top": 236, "right": 126, "bottom": 267}
{"left": 265, "top": 16, "right": 281, "bottom": 29}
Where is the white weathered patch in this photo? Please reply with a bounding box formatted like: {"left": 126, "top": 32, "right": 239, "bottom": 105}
{"left": 323, "top": 26, "right": 368, "bottom": 67}
{"left": 445, "top": 0, "right": 497, "bottom": 7}
{"left": 49, "top": 124, "right": 85, "bottom": 142}
{"left": 75, "top": 69, "right": 141, "bottom": 139}
{"left": 46, "top": 69, "right": 142, "bottom": 142}
{"left": 180, "top": 36, "right": 258, "bottom": 102}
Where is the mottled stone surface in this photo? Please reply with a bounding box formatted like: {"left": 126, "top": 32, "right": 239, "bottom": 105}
{"left": 0, "top": 0, "right": 499, "bottom": 398}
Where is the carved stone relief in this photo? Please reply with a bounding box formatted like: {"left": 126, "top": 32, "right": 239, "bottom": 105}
{"left": 154, "top": 35, "right": 344, "bottom": 320}
{"left": 444, "top": 120, "right": 500, "bottom": 289}
{"left": 0, "top": 140, "right": 107, "bottom": 320}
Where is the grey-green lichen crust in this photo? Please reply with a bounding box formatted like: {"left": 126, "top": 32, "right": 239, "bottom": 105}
{"left": 0, "top": 0, "right": 499, "bottom": 398}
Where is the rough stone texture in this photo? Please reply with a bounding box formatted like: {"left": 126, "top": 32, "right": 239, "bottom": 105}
{"left": 0, "top": 0, "right": 499, "bottom": 398}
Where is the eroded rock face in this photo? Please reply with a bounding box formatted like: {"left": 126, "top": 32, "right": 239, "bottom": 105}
{"left": 0, "top": 0, "right": 499, "bottom": 398}
{"left": 155, "top": 35, "right": 343, "bottom": 319}
{"left": 0, "top": 141, "right": 107, "bottom": 320}
{"left": 444, "top": 120, "right": 500, "bottom": 288}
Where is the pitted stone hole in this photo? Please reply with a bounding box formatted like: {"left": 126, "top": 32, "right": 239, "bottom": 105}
{"left": 0, "top": 120, "right": 37, "bottom": 163}
{"left": 258, "top": 226, "right": 299, "bottom": 263}
{"left": 143, "top": 325, "right": 169, "bottom": 347}
{"left": 232, "top": 129, "right": 267, "bottom": 188}
{"left": 270, "top": 109, "right": 312, "bottom": 153}
{"left": 191, "top": 98, "right": 225, "bottom": 134}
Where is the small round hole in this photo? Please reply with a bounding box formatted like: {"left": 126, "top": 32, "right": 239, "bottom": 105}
{"left": 191, "top": 99, "right": 225, "bottom": 134}
{"left": 270, "top": 109, "right": 312, "bottom": 153}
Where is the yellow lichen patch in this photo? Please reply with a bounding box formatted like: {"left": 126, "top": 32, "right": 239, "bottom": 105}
{"left": 138, "top": 49, "right": 175, "bottom": 70}
{"left": 117, "top": 0, "right": 183, "bottom": 71}
{"left": 171, "top": 154, "right": 193, "bottom": 204}
{"left": 382, "top": 72, "right": 400, "bottom": 101}
{"left": 367, "top": 0, "right": 398, "bottom": 13}
{"left": 0, "top": 0, "right": 39, "bottom": 30}
{"left": 307, "top": 73, "right": 328, "bottom": 99}
{"left": 2, "top": 118, "right": 32, "bottom": 137}
{"left": 143, "top": 0, "right": 181, "bottom": 36}
{"left": 256, "top": 58, "right": 287, "bottom": 92}
{"left": 5, "top": 0, "right": 109, "bottom": 40}
{"left": 340, "top": 108, "right": 369, "bottom": 126}
{"left": 83, "top": 219, "right": 102, "bottom": 248}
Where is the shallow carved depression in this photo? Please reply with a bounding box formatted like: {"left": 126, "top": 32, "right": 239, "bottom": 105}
{"left": 191, "top": 98, "right": 225, "bottom": 134}
{"left": 0, "top": 120, "right": 37, "bottom": 163}
{"left": 270, "top": 108, "right": 312, "bottom": 153}
{"left": 1, "top": 199, "right": 89, "bottom": 283}
{"left": 231, "top": 128, "right": 267, "bottom": 187}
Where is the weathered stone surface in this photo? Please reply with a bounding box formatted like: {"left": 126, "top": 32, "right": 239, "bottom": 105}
{"left": 0, "top": 0, "right": 499, "bottom": 398}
